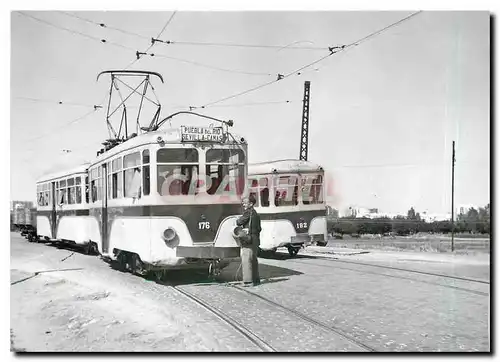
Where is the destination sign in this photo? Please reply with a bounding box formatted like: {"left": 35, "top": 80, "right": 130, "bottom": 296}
{"left": 180, "top": 126, "right": 225, "bottom": 142}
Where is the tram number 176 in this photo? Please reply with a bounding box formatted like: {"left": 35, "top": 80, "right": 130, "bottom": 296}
{"left": 198, "top": 221, "right": 211, "bottom": 230}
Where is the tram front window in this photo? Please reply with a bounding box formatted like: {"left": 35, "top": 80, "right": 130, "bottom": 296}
{"left": 302, "top": 174, "right": 324, "bottom": 204}
{"left": 206, "top": 148, "right": 245, "bottom": 196}
{"left": 275, "top": 176, "right": 299, "bottom": 206}
{"left": 157, "top": 148, "right": 199, "bottom": 196}
{"left": 158, "top": 165, "right": 200, "bottom": 196}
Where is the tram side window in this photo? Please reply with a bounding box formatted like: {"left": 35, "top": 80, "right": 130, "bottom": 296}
{"left": 259, "top": 177, "right": 270, "bottom": 207}
{"left": 37, "top": 185, "right": 41, "bottom": 206}
{"left": 38, "top": 184, "right": 45, "bottom": 206}
{"left": 48, "top": 184, "right": 52, "bottom": 207}
{"left": 107, "top": 162, "right": 112, "bottom": 200}
{"left": 97, "top": 176, "right": 103, "bottom": 201}
{"left": 142, "top": 150, "right": 150, "bottom": 196}
{"left": 91, "top": 180, "right": 96, "bottom": 202}
{"left": 41, "top": 183, "right": 47, "bottom": 206}
{"left": 157, "top": 148, "right": 199, "bottom": 196}
{"left": 85, "top": 176, "right": 89, "bottom": 203}
{"left": 58, "top": 180, "right": 66, "bottom": 205}
{"left": 110, "top": 157, "right": 123, "bottom": 199}
{"left": 206, "top": 148, "right": 245, "bottom": 196}
{"left": 248, "top": 179, "right": 260, "bottom": 206}
{"left": 124, "top": 152, "right": 141, "bottom": 198}
{"left": 302, "top": 175, "right": 324, "bottom": 205}
{"left": 38, "top": 184, "right": 49, "bottom": 206}
{"left": 75, "top": 177, "right": 82, "bottom": 204}
{"left": 90, "top": 168, "right": 98, "bottom": 202}
{"left": 274, "top": 176, "right": 299, "bottom": 207}
{"left": 67, "top": 178, "right": 75, "bottom": 205}
{"left": 97, "top": 166, "right": 103, "bottom": 201}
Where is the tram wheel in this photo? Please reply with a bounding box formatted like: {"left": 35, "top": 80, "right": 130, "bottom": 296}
{"left": 116, "top": 252, "right": 128, "bottom": 272}
{"left": 208, "top": 260, "right": 221, "bottom": 279}
{"left": 130, "top": 254, "right": 144, "bottom": 275}
{"left": 287, "top": 246, "right": 300, "bottom": 257}
{"left": 86, "top": 242, "right": 99, "bottom": 255}
{"left": 154, "top": 270, "right": 167, "bottom": 282}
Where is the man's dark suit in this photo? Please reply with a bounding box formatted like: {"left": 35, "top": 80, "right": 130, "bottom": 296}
{"left": 236, "top": 207, "right": 261, "bottom": 285}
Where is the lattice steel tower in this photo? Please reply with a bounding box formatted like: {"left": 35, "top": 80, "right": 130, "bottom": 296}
{"left": 299, "top": 81, "right": 311, "bottom": 161}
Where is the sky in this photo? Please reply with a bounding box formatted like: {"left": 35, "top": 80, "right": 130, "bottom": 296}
{"left": 9, "top": 10, "right": 490, "bottom": 214}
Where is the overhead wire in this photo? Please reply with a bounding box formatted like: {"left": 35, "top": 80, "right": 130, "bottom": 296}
{"left": 58, "top": 11, "right": 151, "bottom": 41}
{"left": 208, "top": 100, "right": 299, "bottom": 108}
{"left": 23, "top": 94, "right": 108, "bottom": 144}
{"left": 154, "top": 39, "right": 328, "bottom": 51}
{"left": 125, "top": 11, "right": 177, "bottom": 69}
{"left": 144, "top": 52, "right": 273, "bottom": 76}
{"left": 13, "top": 96, "right": 101, "bottom": 108}
{"left": 194, "top": 11, "right": 422, "bottom": 110}
{"left": 19, "top": 12, "right": 276, "bottom": 80}
{"left": 51, "top": 14, "right": 328, "bottom": 52}
{"left": 17, "top": 11, "right": 137, "bottom": 53}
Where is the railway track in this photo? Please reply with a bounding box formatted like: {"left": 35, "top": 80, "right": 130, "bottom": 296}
{"left": 231, "top": 284, "right": 376, "bottom": 351}
{"left": 283, "top": 255, "right": 489, "bottom": 296}
{"left": 170, "top": 283, "right": 374, "bottom": 352}
{"left": 171, "top": 285, "right": 276, "bottom": 352}
{"left": 306, "top": 254, "right": 489, "bottom": 284}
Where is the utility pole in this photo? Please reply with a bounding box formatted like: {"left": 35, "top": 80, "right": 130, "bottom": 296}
{"left": 451, "top": 141, "right": 456, "bottom": 252}
{"left": 299, "top": 81, "right": 311, "bottom": 161}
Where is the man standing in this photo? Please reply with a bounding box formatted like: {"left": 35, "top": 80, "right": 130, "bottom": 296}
{"left": 236, "top": 195, "right": 261, "bottom": 286}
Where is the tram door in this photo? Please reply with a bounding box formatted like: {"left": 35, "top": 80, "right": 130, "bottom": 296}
{"left": 50, "top": 181, "right": 56, "bottom": 238}
{"left": 101, "top": 163, "right": 109, "bottom": 253}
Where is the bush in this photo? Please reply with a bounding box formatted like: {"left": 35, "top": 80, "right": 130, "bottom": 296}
{"left": 326, "top": 215, "right": 489, "bottom": 237}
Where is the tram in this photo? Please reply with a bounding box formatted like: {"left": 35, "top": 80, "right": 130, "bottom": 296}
{"left": 248, "top": 159, "right": 328, "bottom": 256}
{"left": 86, "top": 124, "right": 247, "bottom": 277}
{"left": 35, "top": 164, "right": 96, "bottom": 252}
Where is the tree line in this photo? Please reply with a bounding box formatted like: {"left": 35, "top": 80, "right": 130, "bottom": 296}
{"left": 327, "top": 204, "right": 490, "bottom": 236}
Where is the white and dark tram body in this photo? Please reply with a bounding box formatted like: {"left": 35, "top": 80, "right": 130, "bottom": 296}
{"left": 35, "top": 164, "right": 95, "bottom": 252}
{"left": 84, "top": 126, "right": 247, "bottom": 273}
{"left": 248, "top": 159, "right": 328, "bottom": 256}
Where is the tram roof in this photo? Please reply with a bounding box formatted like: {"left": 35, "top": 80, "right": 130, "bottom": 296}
{"left": 90, "top": 127, "right": 247, "bottom": 166}
{"left": 248, "top": 159, "right": 324, "bottom": 175}
{"left": 37, "top": 163, "right": 90, "bottom": 183}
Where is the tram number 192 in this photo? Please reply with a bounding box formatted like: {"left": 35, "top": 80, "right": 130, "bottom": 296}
{"left": 198, "top": 221, "right": 211, "bottom": 230}
{"left": 296, "top": 222, "right": 308, "bottom": 229}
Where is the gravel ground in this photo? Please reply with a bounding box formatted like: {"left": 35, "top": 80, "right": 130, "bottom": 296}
{"left": 10, "top": 232, "right": 490, "bottom": 352}
{"left": 10, "top": 233, "right": 261, "bottom": 352}
{"left": 301, "top": 245, "right": 491, "bottom": 281}
{"left": 245, "top": 253, "right": 490, "bottom": 352}
{"left": 179, "top": 284, "right": 366, "bottom": 352}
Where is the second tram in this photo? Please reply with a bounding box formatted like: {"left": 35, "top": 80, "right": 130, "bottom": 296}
{"left": 248, "top": 159, "right": 328, "bottom": 256}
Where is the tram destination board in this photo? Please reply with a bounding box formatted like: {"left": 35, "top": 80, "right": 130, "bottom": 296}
{"left": 180, "top": 126, "right": 225, "bottom": 142}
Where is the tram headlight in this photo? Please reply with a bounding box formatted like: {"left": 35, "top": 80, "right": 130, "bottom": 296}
{"left": 162, "top": 227, "right": 177, "bottom": 243}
